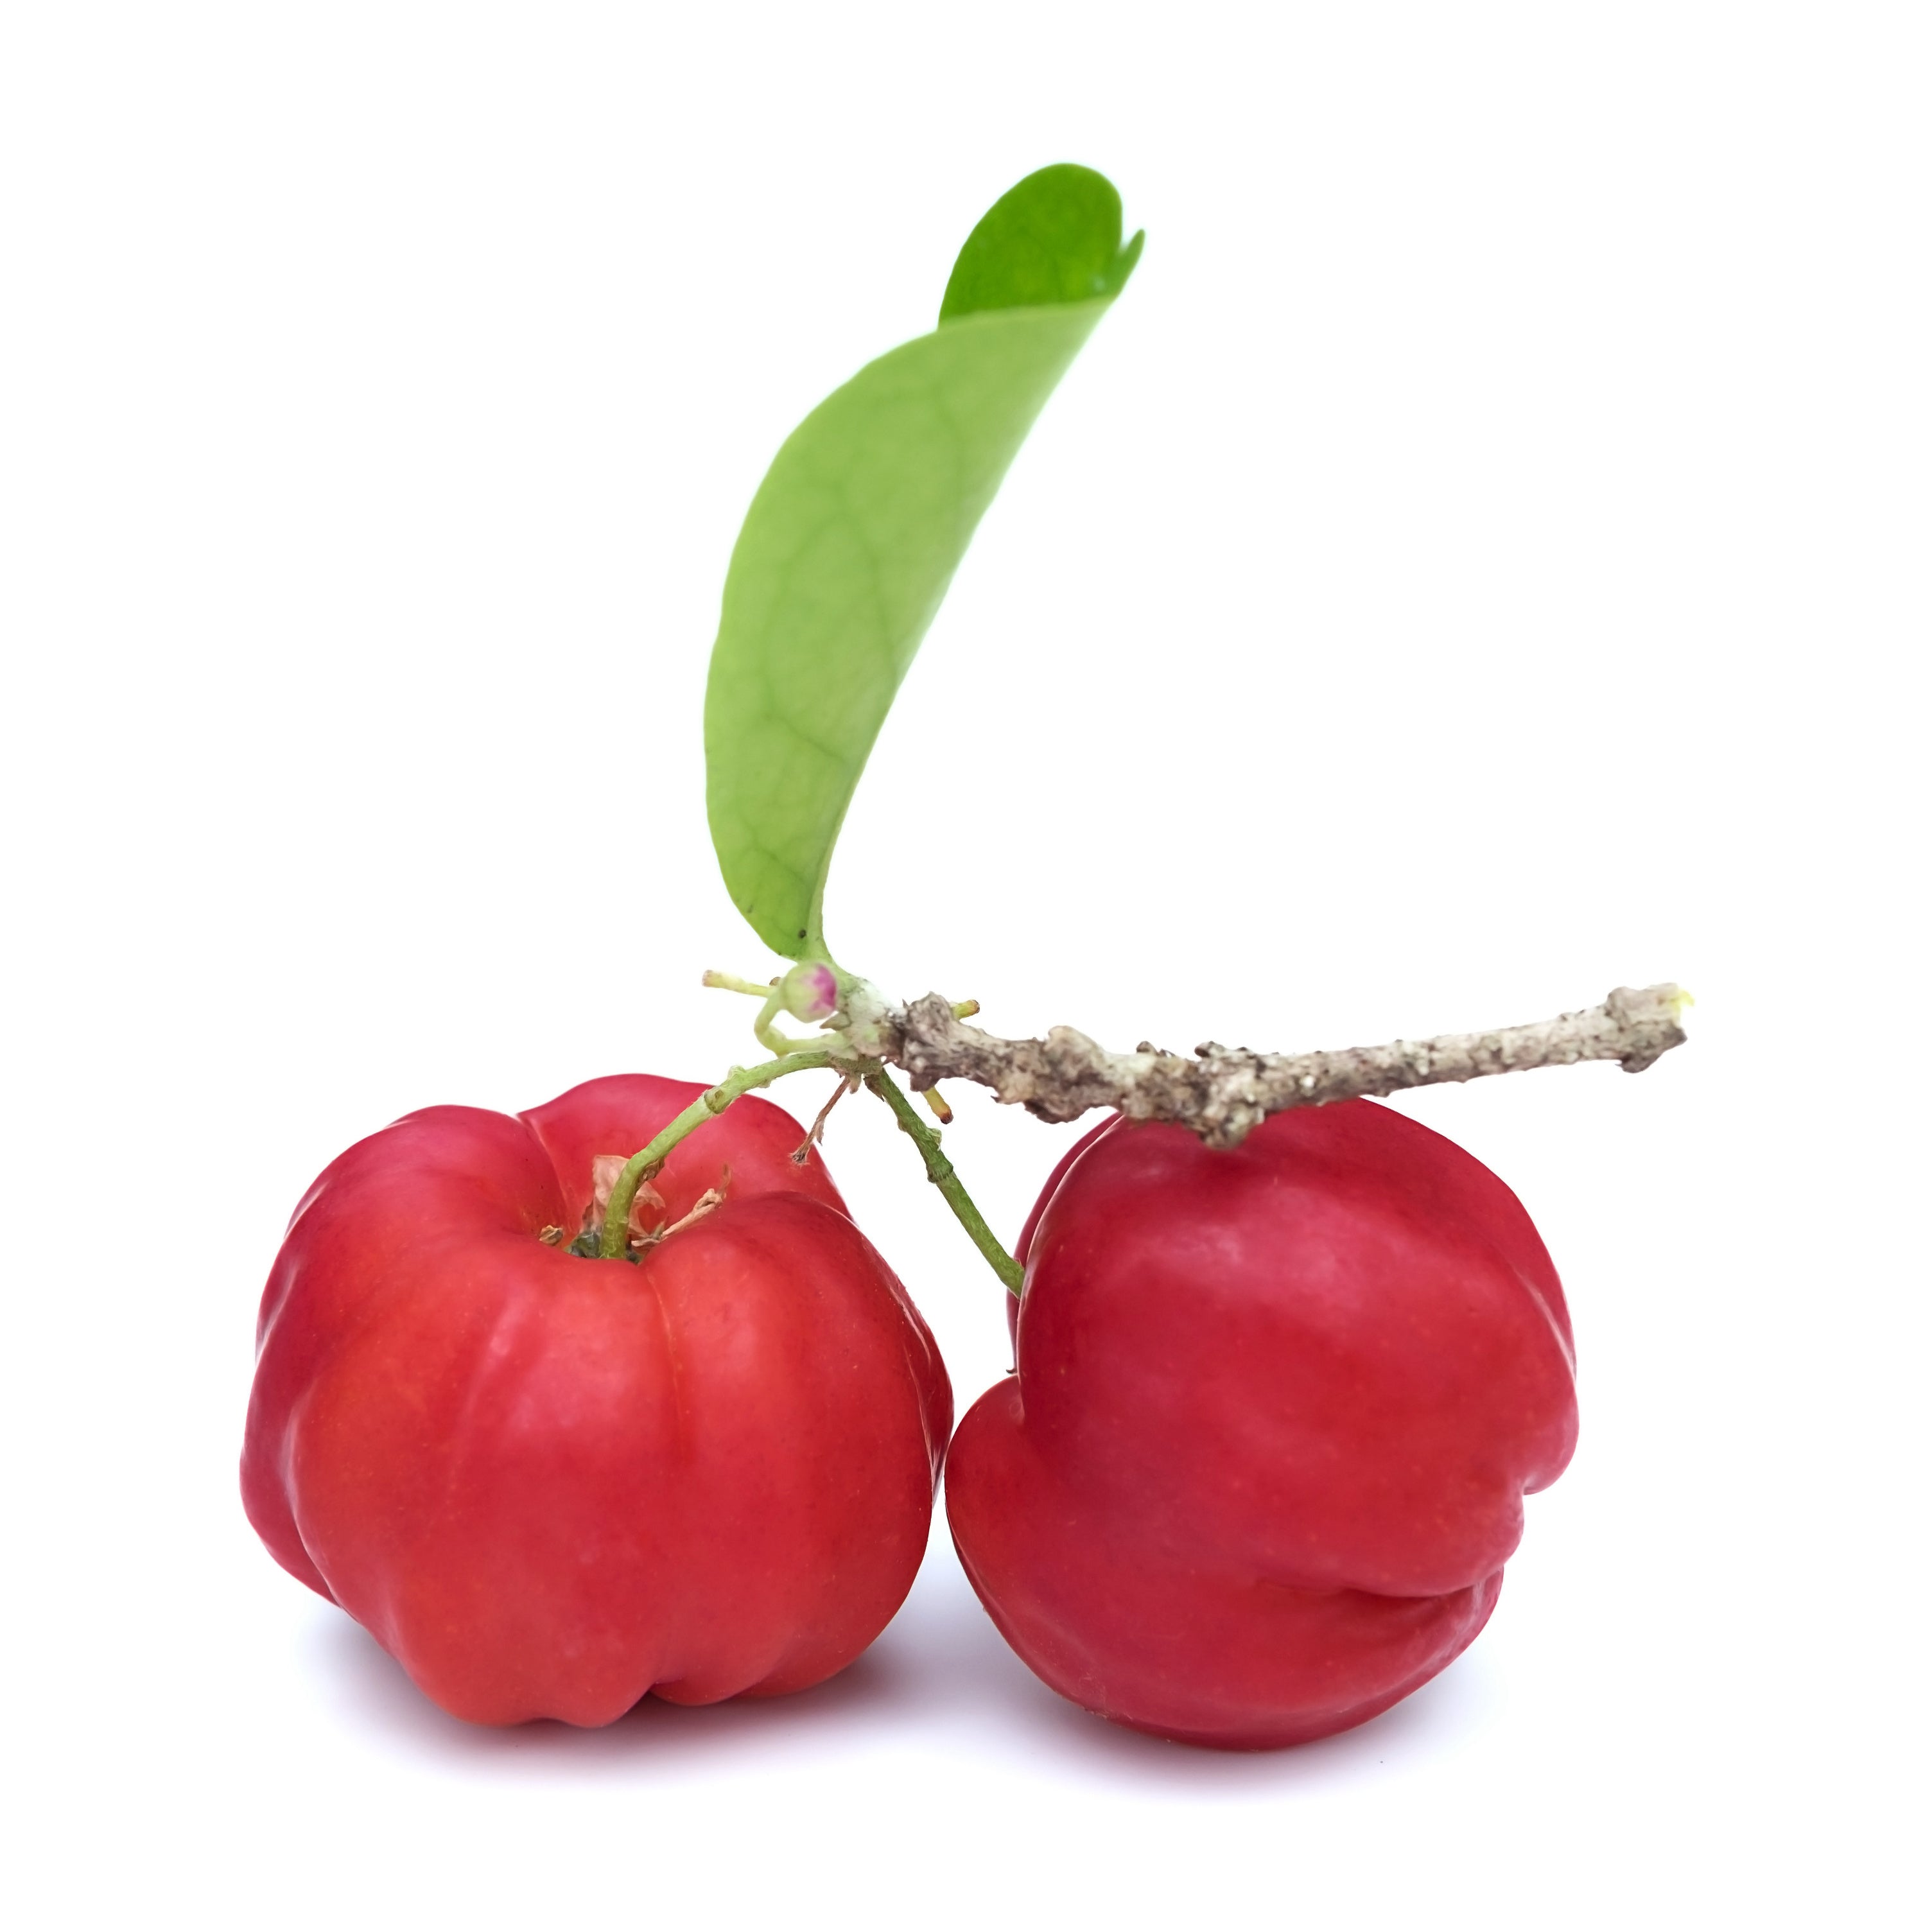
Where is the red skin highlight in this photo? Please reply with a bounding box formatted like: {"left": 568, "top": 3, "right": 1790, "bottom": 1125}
{"left": 243, "top": 1075, "right": 950, "bottom": 1726}
{"left": 946, "top": 1099, "right": 1576, "bottom": 1750}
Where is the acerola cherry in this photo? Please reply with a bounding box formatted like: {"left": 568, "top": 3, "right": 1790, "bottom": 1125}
{"left": 945, "top": 1099, "right": 1577, "bottom": 1750}
{"left": 243, "top": 1074, "right": 950, "bottom": 1726}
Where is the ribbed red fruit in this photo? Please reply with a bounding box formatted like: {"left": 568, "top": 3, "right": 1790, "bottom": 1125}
{"left": 244, "top": 1074, "right": 951, "bottom": 1725}
{"left": 946, "top": 1100, "right": 1576, "bottom": 1750}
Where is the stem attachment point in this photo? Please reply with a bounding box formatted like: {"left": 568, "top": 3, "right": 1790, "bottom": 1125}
{"left": 596, "top": 1048, "right": 839, "bottom": 1258}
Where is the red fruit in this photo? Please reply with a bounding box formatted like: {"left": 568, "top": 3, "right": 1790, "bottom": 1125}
{"left": 945, "top": 1100, "right": 1576, "bottom": 1750}
{"left": 243, "top": 1074, "right": 951, "bottom": 1726}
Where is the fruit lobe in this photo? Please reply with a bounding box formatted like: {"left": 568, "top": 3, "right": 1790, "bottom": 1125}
{"left": 946, "top": 1099, "right": 1576, "bottom": 1750}
{"left": 243, "top": 1074, "right": 950, "bottom": 1726}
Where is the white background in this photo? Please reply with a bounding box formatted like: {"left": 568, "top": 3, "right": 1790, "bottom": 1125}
{"left": 3, "top": 4, "right": 1925, "bottom": 1926}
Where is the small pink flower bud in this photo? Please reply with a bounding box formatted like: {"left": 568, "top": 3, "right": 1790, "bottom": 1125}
{"left": 779, "top": 961, "right": 840, "bottom": 1022}
{"left": 776, "top": 958, "right": 838, "bottom": 1020}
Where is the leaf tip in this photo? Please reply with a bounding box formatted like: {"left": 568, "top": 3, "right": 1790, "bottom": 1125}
{"left": 939, "top": 163, "right": 1141, "bottom": 324}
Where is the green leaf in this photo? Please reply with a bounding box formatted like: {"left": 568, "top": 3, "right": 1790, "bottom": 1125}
{"left": 705, "top": 167, "right": 1140, "bottom": 962}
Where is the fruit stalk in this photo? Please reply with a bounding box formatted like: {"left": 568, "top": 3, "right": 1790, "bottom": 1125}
{"left": 864, "top": 1070, "right": 1025, "bottom": 1294}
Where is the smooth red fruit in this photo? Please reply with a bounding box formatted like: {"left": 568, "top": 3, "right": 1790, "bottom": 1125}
{"left": 243, "top": 1074, "right": 951, "bottom": 1726}
{"left": 946, "top": 1099, "right": 1576, "bottom": 1750}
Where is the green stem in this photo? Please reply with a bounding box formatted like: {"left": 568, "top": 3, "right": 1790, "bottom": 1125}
{"left": 866, "top": 1070, "right": 1023, "bottom": 1296}
{"left": 597, "top": 1048, "right": 838, "bottom": 1258}
{"left": 701, "top": 969, "right": 777, "bottom": 997}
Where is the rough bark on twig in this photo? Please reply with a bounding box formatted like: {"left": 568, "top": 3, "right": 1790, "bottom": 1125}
{"left": 878, "top": 984, "right": 1688, "bottom": 1149}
